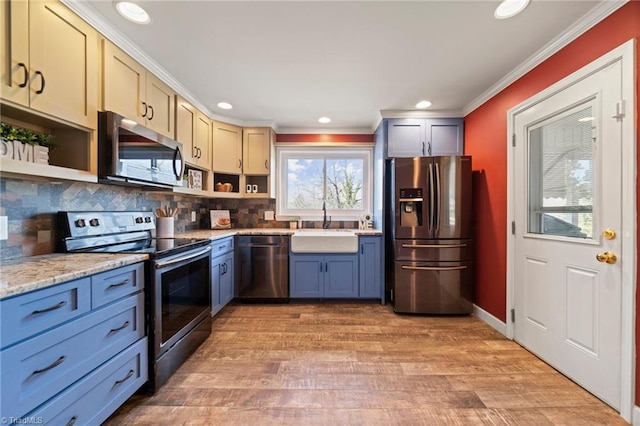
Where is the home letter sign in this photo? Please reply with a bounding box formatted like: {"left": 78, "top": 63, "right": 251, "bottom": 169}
{"left": 0, "top": 139, "right": 49, "bottom": 165}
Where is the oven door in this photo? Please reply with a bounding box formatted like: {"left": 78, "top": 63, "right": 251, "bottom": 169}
{"left": 152, "top": 245, "right": 211, "bottom": 358}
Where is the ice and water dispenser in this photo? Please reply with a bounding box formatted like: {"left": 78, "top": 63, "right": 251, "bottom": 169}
{"left": 399, "top": 188, "right": 423, "bottom": 227}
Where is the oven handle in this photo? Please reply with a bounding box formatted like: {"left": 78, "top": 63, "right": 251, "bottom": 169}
{"left": 401, "top": 265, "right": 467, "bottom": 271}
{"left": 154, "top": 246, "right": 211, "bottom": 269}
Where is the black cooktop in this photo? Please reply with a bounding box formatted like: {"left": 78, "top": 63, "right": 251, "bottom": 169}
{"left": 58, "top": 211, "right": 210, "bottom": 258}
{"left": 81, "top": 237, "right": 211, "bottom": 257}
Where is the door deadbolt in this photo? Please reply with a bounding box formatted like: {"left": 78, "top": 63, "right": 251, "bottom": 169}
{"left": 602, "top": 228, "right": 616, "bottom": 240}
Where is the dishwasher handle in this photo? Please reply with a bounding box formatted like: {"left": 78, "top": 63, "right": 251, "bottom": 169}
{"left": 246, "top": 243, "right": 286, "bottom": 248}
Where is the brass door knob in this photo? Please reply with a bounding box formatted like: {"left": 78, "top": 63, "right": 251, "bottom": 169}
{"left": 602, "top": 228, "right": 616, "bottom": 240}
{"left": 596, "top": 251, "right": 617, "bottom": 264}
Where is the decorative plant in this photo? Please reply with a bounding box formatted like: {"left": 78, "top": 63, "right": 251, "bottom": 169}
{"left": 0, "top": 123, "right": 55, "bottom": 149}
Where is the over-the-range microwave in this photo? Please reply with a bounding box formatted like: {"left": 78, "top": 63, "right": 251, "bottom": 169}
{"left": 98, "top": 111, "right": 185, "bottom": 188}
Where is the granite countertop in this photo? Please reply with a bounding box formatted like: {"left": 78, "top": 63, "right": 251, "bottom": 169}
{"left": 181, "top": 228, "right": 383, "bottom": 240}
{"left": 0, "top": 228, "right": 382, "bottom": 300}
{"left": 0, "top": 253, "right": 148, "bottom": 300}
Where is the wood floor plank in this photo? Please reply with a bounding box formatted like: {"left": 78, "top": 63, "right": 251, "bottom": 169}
{"left": 105, "top": 303, "right": 628, "bottom": 425}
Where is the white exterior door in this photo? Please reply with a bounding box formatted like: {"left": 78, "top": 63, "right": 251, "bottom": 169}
{"left": 512, "top": 59, "right": 624, "bottom": 409}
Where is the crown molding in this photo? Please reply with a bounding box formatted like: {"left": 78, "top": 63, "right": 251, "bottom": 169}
{"left": 380, "top": 109, "right": 464, "bottom": 119}
{"left": 276, "top": 127, "right": 373, "bottom": 134}
{"left": 61, "top": 0, "right": 241, "bottom": 125}
{"left": 462, "top": 0, "right": 629, "bottom": 116}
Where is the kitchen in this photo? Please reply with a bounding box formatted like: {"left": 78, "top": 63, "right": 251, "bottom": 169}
{"left": 0, "top": 0, "right": 638, "bottom": 424}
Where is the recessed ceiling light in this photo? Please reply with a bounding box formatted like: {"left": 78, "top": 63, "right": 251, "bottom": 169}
{"left": 217, "top": 102, "right": 233, "bottom": 110}
{"left": 415, "top": 100, "right": 432, "bottom": 109}
{"left": 114, "top": 1, "right": 151, "bottom": 25}
{"left": 318, "top": 117, "right": 331, "bottom": 124}
{"left": 494, "top": 0, "right": 530, "bottom": 19}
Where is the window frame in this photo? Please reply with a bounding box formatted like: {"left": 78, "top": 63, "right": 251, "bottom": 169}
{"left": 276, "top": 146, "right": 373, "bottom": 220}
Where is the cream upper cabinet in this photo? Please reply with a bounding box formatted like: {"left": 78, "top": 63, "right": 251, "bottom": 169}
{"left": 175, "top": 97, "right": 197, "bottom": 163}
{"left": 102, "top": 40, "right": 175, "bottom": 138}
{"left": 194, "top": 112, "right": 211, "bottom": 169}
{"left": 175, "top": 96, "right": 210, "bottom": 170}
{"left": 211, "top": 120, "right": 242, "bottom": 174}
{"left": 1, "top": 0, "right": 98, "bottom": 129}
{"left": 242, "top": 127, "right": 272, "bottom": 175}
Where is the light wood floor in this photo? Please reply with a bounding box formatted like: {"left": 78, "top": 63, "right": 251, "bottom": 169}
{"left": 105, "top": 303, "right": 628, "bottom": 425}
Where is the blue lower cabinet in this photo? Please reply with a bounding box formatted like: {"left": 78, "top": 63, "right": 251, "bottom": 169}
{"left": 324, "top": 255, "right": 358, "bottom": 298}
{"left": 25, "top": 338, "right": 148, "bottom": 426}
{"left": 0, "top": 262, "right": 147, "bottom": 425}
{"left": 359, "top": 236, "right": 383, "bottom": 299}
{"left": 211, "top": 239, "right": 234, "bottom": 316}
{"left": 290, "top": 254, "right": 358, "bottom": 298}
{"left": 290, "top": 257, "right": 323, "bottom": 297}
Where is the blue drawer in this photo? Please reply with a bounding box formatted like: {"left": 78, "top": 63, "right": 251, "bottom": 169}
{"left": 0, "top": 293, "right": 144, "bottom": 419}
{"left": 91, "top": 262, "right": 144, "bottom": 308}
{"left": 24, "top": 338, "right": 148, "bottom": 426}
{"left": 0, "top": 278, "right": 91, "bottom": 349}
{"left": 211, "top": 237, "right": 233, "bottom": 256}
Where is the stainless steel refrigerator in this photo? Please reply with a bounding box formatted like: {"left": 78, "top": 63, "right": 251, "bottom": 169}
{"left": 387, "top": 156, "right": 473, "bottom": 314}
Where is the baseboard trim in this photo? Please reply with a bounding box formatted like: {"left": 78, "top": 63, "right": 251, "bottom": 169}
{"left": 473, "top": 304, "right": 507, "bottom": 337}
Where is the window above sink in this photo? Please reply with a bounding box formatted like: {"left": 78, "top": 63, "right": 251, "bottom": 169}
{"left": 276, "top": 147, "right": 373, "bottom": 221}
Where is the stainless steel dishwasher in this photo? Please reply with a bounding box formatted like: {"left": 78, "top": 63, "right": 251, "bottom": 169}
{"left": 236, "top": 235, "right": 289, "bottom": 300}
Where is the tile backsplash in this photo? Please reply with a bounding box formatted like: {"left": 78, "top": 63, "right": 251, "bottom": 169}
{"left": 0, "top": 178, "right": 356, "bottom": 260}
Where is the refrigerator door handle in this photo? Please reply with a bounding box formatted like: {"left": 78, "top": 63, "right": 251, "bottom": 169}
{"left": 428, "top": 163, "right": 435, "bottom": 231}
{"left": 401, "top": 265, "right": 467, "bottom": 271}
{"left": 435, "top": 162, "right": 441, "bottom": 231}
{"left": 401, "top": 243, "right": 467, "bottom": 249}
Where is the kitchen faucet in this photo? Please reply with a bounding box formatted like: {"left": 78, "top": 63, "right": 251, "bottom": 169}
{"left": 322, "top": 199, "right": 330, "bottom": 229}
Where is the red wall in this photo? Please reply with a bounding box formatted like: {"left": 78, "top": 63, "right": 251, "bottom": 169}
{"left": 464, "top": 2, "right": 639, "bottom": 405}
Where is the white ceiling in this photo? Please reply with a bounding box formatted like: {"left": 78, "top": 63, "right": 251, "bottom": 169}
{"left": 67, "top": 0, "right": 622, "bottom": 133}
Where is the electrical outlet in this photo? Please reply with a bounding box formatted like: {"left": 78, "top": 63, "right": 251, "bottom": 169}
{"left": 264, "top": 210, "right": 274, "bottom": 221}
{"left": 0, "top": 216, "right": 7, "bottom": 241}
{"left": 191, "top": 211, "right": 197, "bottom": 222}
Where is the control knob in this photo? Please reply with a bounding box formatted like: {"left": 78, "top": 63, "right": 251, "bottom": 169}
{"left": 144, "top": 217, "right": 152, "bottom": 223}
{"left": 89, "top": 218, "right": 100, "bottom": 227}
{"left": 74, "top": 219, "right": 86, "bottom": 228}
{"left": 135, "top": 217, "right": 144, "bottom": 224}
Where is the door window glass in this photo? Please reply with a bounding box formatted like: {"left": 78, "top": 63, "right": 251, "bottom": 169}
{"left": 527, "top": 105, "right": 594, "bottom": 239}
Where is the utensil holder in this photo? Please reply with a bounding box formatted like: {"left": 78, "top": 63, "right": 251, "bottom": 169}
{"left": 156, "top": 217, "right": 175, "bottom": 238}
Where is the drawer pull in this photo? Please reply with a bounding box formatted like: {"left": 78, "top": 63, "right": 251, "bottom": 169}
{"left": 108, "top": 279, "right": 130, "bottom": 289}
{"left": 66, "top": 415, "right": 78, "bottom": 426}
{"left": 34, "top": 70, "right": 45, "bottom": 94}
{"left": 17, "top": 62, "right": 28, "bottom": 87}
{"left": 108, "top": 320, "right": 130, "bottom": 334}
{"left": 114, "top": 369, "right": 135, "bottom": 385}
{"left": 33, "top": 355, "right": 65, "bottom": 375}
{"left": 401, "top": 265, "right": 467, "bottom": 271}
{"left": 401, "top": 244, "right": 467, "bottom": 249}
{"left": 32, "top": 300, "right": 67, "bottom": 315}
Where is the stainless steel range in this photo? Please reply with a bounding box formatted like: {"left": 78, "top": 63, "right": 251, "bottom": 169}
{"left": 58, "top": 211, "right": 212, "bottom": 392}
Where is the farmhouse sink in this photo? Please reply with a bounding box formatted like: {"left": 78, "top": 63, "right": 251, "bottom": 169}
{"left": 290, "top": 229, "right": 358, "bottom": 253}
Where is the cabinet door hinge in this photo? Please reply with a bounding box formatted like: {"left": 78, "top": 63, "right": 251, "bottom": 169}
{"left": 511, "top": 308, "right": 515, "bottom": 323}
{"left": 613, "top": 100, "right": 626, "bottom": 119}
{"left": 511, "top": 221, "right": 515, "bottom": 235}
{"left": 512, "top": 134, "right": 516, "bottom": 147}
